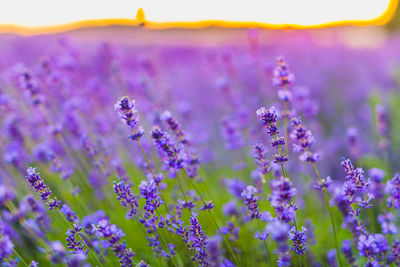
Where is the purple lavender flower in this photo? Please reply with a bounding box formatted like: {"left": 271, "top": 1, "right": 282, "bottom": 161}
{"left": 25, "top": 167, "right": 61, "bottom": 210}
{"left": 161, "top": 110, "right": 188, "bottom": 144}
{"left": 387, "top": 239, "right": 400, "bottom": 264}
{"left": 0, "top": 234, "right": 14, "bottom": 262}
{"left": 18, "top": 69, "right": 43, "bottom": 106}
{"left": 327, "top": 249, "right": 338, "bottom": 267}
{"left": 340, "top": 240, "right": 355, "bottom": 265}
{"left": 273, "top": 154, "right": 289, "bottom": 164}
{"left": 256, "top": 106, "right": 279, "bottom": 136}
{"left": 277, "top": 252, "right": 291, "bottom": 267}
{"left": 385, "top": 173, "right": 400, "bottom": 209}
{"left": 221, "top": 118, "right": 244, "bottom": 150}
{"left": 375, "top": 104, "right": 388, "bottom": 137}
{"left": 112, "top": 158, "right": 130, "bottom": 183}
{"left": 60, "top": 204, "right": 79, "bottom": 224}
{"left": 269, "top": 177, "right": 297, "bottom": 223}
{"left": 113, "top": 181, "right": 139, "bottom": 218}
{"left": 224, "top": 178, "right": 247, "bottom": 199}
{"left": 200, "top": 201, "right": 215, "bottom": 211}
{"left": 221, "top": 221, "right": 239, "bottom": 241}
{"left": 29, "top": 260, "right": 39, "bottom": 267}
{"left": 346, "top": 127, "right": 360, "bottom": 159}
{"left": 94, "top": 219, "right": 135, "bottom": 267}
{"left": 188, "top": 214, "right": 208, "bottom": 267}
{"left": 288, "top": 226, "right": 307, "bottom": 255}
{"left": 66, "top": 252, "right": 87, "bottom": 267}
{"left": 252, "top": 143, "right": 271, "bottom": 175}
{"left": 341, "top": 158, "right": 369, "bottom": 203}
{"left": 377, "top": 212, "right": 397, "bottom": 235}
{"left": 313, "top": 176, "right": 332, "bottom": 190}
{"left": 151, "top": 126, "right": 184, "bottom": 169}
{"left": 139, "top": 179, "right": 163, "bottom": 234}
{"left": 266, "top": 220, "right": 290, "bottom": 252}
{"left": 0, "top": 185, "right": 15, "bottom": 206}
{"left": 114, "top": 96, "right": 144, "bottom": 141}
{"left": 222, "top": 200, "right": 239, "bottom": 217}
{"left": 139, "top": 179, "right": 163, "bottom": 214}
{"left": 273, "top": 57, "right": 295, "bottom": 89}
{"left": 66, "top": 224, "right": 87, "bottom": 254}
{"left": 146, "top": 234, "right": 162, "bottom": 256}
{"left": 356, "top": 234, "right": 390, "bottom": 261}
{"left": 290, "top": 117, "right": 319, "bottom": 163}
{"left": 369, "top": 168, "right": 385, "bottom": 201}
{"left": 50, "top": 241, "right": 66, "bottom": 264}
{"left": 241, "top": 186, "right": 260, "bottom": 219}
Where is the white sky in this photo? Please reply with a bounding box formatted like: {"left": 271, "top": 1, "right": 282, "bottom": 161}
{"left": 0, "top": 0, "right": 392, "bottom": 27}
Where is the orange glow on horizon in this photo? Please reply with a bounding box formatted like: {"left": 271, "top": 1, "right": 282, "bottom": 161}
{"left": 0, "top": 0, "right": 397, "bottom": 35}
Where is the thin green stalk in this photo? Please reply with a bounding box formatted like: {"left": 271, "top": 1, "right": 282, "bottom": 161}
{"left": 311, "top": 163, "right": 343, "bottom": 267}
{"left": 137, "top": 140, "right": 170, "bottom": 213}
{"left": 11, "top": 246, "right": 29, "bottom": 266}
{"left": 182, "top": 169, "right": 239, "bottom": 266}
{"left": 283, "top": 100, "right": 289, "bottom": 156}
{"left": 138, "top": 140, "right": 155, "bottom": 175}
{"left": 256, "top": 220, "right": 272, "bottom": 265}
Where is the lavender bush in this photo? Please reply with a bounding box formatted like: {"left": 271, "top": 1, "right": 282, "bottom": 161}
{"left": 1, "top": 30, "right": 400, "bottom": 266}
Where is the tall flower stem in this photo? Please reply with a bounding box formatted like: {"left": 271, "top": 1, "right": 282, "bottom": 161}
{"left": 12, "top": 246, "right": 29, "bottom": 267}
{"left": 0, "top": 233, "right": 29, "bottom": 267}
{"left": 182, "top": 168, "right": 240, "bottom": 266}
{"left": 311, "top": 163, "right": 343, "bottom": 267}
{"left": 283, "top": 100, "right": 289, "bottom": 156}
{"left": 256, "top": 220, "right": 272, "bottom": 265}
{"left": 137, "top": 140, "right": 170, "bottom": 214}
{"left": 56, "top": 208, "right": 104, "bottom": 267}
{"left": 138, "top": 140, "right": 155, "bottom": 175}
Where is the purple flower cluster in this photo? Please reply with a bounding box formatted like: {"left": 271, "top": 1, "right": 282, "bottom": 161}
{"left": 341, "top": 158, "right": 370, "bottom": 204}
{"left": 273, "top": 57, "right": 295, "bottom": 89}
{"left": 66, "top": 224, "right": 87, "bottom": 254}
{"left": 94, "top": 219, "right": 135, "bottom": 267}
{"left": 161, "top": 110, "right": 188, "bottom": 145}
{"left": 151, "top": 126, "right": 184, "bottom": 169}
{"left": 114, "top": 96, "right": 144, "bottom": 141}
{"left": 385, "top": 173, "right": 400, "bottom": 209}
{"left": 25, "top": 167, "right": 61, "bottom": 210}
{"left": 256, "top": 107, "right": 289, "bottom": 165}
{"left": 290, "top": 117, "right": 319, "bottom": 163}
{"left": 113, "top": 181, "right": 139, "bottom": 218}
{"left": 60, "top": 204, "right": 79, "bottom": 223}
{"left": 288, "top": 226, "right": 307, "bottom": 255}
{"left": 139, "top": 179, "right": 163, "bottom": 233}
{"left": 269, "top": 177, "right": 297, "bottom": 223}
{"left": 188, "top": 214, "right": 208, "bottom": 267}
{"left": 241, "top": 186, "right": 260, "bottom": 219}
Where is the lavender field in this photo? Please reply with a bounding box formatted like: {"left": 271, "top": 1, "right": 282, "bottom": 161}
{"left": 1, "top": 28, "right": 400, "bottom": 266}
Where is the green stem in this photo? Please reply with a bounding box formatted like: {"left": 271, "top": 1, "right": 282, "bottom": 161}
{"left": 11, "top": 245, "right": 29, "bottom": 266}
{"left": 283, "top": 100, "right": 289, "bottom": 156}
{"left": 256, "top": 220, "right": 272, "bottom": 264}
{"left": 312, "top": 163, "right": 343, "bottom": 267}
{"left": 137, "top": 140, "right": 155, "bottom": 175}
{"left": 182, "top": 169, "right": 239, "bottom": 266}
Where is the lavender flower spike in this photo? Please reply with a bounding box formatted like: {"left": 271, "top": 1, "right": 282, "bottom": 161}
{"left": 114, "top": 96, "right": 144, "bottom": 141}
{"left": 288, "top": 226, "right": 307, "bottom": 255}
{"left": 273, "top": 56, "right": 295, "bottom": 89}
{"left": 25, "top": 167, "right": 61, "bottom": 210}
{"left": 241, "top": 185, "right": 261, "bottom": 219}
{"left": 113, "top": 181, "right": 139, "bottom": 218}
{"left": 189, "top": 214, "right": 209, "bottom": 267}
{"left": 256, "top": 106, "right": 279, "bottom": 136}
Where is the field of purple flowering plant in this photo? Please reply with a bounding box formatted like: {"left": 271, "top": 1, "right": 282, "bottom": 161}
{"left": 1, "top": 29, "right": 400, "bottom": 266}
